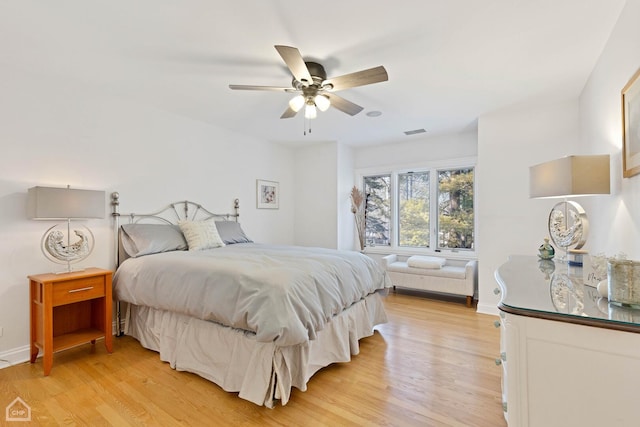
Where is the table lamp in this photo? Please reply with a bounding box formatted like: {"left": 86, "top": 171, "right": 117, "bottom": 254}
{"left": 529, "top": 155, "right": 610, "bottom": 260}
{"left": 27, "top": 185, "right": 105, "bottom": 272}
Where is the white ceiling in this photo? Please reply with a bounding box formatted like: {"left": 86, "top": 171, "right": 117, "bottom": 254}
{"left": 0, "top": 0, "right": 627, "bottom": 147}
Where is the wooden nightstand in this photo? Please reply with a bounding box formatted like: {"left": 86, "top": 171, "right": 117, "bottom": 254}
{"left": 28, "top": 268, "right": 113, "bottom": 375}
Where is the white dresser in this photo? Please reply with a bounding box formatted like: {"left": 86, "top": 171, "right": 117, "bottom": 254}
{"left": 495, "top": 255, "right": 640, "bottom": 427}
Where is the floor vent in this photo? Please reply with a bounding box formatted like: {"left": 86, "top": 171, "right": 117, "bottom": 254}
{"left": 404, "top": 128, "right": 426, "bottom": 136}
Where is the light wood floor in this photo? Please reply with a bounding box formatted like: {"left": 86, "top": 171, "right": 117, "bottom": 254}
{"left": 0, "top": 292, "right": 506, "bottom": 426}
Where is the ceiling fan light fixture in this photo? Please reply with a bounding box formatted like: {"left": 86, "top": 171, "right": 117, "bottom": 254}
{"left": 314, "top": 95, "right": 330, "bottom": 112}
{"left": 288, "top": 95, "right": 305, "bottom": 112}
{"left": 305, "top": 104, "right": 317, "bottom": 119}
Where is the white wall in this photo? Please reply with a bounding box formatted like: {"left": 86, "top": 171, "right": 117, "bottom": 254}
{"left": 0, "top": 67, "right": 295, "bottom": 363}
{"left": 337, "top": 143, "right": 356, "bottom": 251}
{"left": 354, "top": 131, "right": 478, "bottom": 169}
{"left": 580, "top": 0, "right": 640, "bottom": 259}
{"left": 293, "top": 142, "right": 338, "bottom": 248}
{"left": 476, "top": 99, "right": 581, "bottom": 314}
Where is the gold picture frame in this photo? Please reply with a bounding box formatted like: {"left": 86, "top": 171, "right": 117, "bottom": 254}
{"left": 622, "top": 68, "right": 640, "bottom": 178}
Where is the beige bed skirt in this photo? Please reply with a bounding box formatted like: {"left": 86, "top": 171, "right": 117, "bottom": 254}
{"left": 124, "top": 291, "right": 388, "bottom": 407}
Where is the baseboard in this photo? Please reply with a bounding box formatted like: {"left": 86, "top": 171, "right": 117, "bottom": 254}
{"left": 0, "top": 345, "right": 30, "bottom": 369}
{"left": 476, "top": 302, "right": 499, "bottom": 316}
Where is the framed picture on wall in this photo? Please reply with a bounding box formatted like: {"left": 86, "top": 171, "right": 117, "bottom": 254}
{"left": 256, "top": 179, "right": 279, "bottom": 209}
{"left": 622, "top": 68, "right": 640, "bottom": 178}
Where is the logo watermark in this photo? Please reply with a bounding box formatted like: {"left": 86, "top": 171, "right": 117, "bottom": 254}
{"left": 5, "top": 397, "right": 31, "bottom": 422}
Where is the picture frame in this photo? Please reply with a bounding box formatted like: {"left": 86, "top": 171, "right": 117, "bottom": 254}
{"left": 622, "top": 68, "right": 640, "bottom": 178}
{"left": 256, "top": 179, "right": 279, "bottom": 209}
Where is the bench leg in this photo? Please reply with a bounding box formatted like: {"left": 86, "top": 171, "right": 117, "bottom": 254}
{"left": 466, "top": 296, "right": 472, "bottom": 308}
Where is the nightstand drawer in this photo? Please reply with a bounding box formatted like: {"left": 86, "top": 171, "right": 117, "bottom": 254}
{"left": 52, "top": 276, "right": 106, "bottom": 306}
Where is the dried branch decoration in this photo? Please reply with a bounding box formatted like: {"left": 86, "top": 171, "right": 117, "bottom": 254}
{"left": 350, "top": 186, "right": 366, "bottom": 251}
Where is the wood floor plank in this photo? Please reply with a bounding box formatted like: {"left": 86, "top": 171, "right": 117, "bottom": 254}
{"left": 0, "top": 292, "right": 506, "bottom": 426}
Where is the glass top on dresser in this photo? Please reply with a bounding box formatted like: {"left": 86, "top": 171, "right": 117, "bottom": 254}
{"left": 495, "top": 255, "right": 640, "bottom": 331}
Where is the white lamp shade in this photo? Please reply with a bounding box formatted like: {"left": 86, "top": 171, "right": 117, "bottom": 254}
{"left": 27, "top": 186, "right": 105, "bottom": 219}
{"left": 304, "top": 104, "right": 317, "bottom": 119}
{"left": 314, "top": 95, "right": 330, "bottom": 112}
{"left": 288, "top": 95, "right": 305, "bottom": 112}
{"left": 529, "top": 155, "right": 610, "bottom": 199}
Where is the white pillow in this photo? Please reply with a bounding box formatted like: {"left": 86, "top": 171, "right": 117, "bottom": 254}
{"left": 407, "top": 255, "right": 446, "bottom": 269}
{"left": 178, "top": 220, "right": 225, "bottom": 251}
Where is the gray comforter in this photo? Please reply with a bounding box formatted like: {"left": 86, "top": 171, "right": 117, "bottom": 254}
{"left": 113, "top": 244, "right": 390, "bottom": 347}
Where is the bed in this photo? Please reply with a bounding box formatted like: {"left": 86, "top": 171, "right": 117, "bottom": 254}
{"left": 110, "top": 193, "right": 391, "bottom": 407}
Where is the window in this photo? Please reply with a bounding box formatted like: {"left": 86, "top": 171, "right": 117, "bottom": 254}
{"left": 437, "top": 168, "right": 474, "bottom": 249}
{"left": 398, "top": 172, "right": 429, "bottom": 247}
{"left": 362, "top": 164, "right": 475, "bottom": 252}
{"left": 363, "top": 175, "right": 391, "bottom": 246}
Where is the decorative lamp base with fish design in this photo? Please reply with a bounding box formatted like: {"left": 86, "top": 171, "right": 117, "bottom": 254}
{"left": 41, "top": 220, "right": 95, "bottom": 273}
{"left": 547, "top": 200, "right": 588, "bottom": 261}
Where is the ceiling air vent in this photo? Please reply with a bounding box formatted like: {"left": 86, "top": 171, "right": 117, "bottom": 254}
{"left": 404, "top": 128, "right": 426, "bottom": 136}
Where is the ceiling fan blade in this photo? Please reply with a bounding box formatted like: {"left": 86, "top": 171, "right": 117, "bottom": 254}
{"left": 323, "top": 66, "right": 388, "bottom": 91}
{"left": 274, "top": 45, "right": 313, "bottom": 86}
{"left": 229, "top": 84, "right": 294, "bottom": 92}
{"left": 326, "top": 93, "right": 364, "bottom": 116}
{"left": 280, "top": 106, "right": 299, "bottom": 119}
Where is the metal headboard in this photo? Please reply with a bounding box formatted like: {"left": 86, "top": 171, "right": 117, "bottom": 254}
{"left": 111, "top": 191, "right": 239, "bottom": 265}
{"left": 110, "top": 191, "right": 240, "bottom": 336}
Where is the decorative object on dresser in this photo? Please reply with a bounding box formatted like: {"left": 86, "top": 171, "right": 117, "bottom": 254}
{"left": 256, "top": 179, "right": 279, "bottom": 209}
{"left": 607, "top": 257, "right": 640, "bottom": 309}
{"left": 537, "top": 237, "right": 555, "bottom": 260}
{"left": 27, "top": 186, "right": 105, "bottom": 272}
{"left": 382, "top": 254, "right": 477, "bottom": 307}
{"left": 529, "top": 154, "right": 610, "bottom": 260}
{"left": 28, "top": 268, "right": 113, "bottom": 376}
{"left": 622, "top": 67, "right": 640, "bottom": 178}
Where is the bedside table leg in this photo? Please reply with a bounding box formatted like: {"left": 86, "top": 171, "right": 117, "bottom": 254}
{"left": 30, "top": 347, "right": 38, "bottom": 363}
{"left": 29, "top": 281, "right": 39, "bottom": 363}
{"left": 43, "top": 283, "right": 53, "bottom": 376}
{"left": 43, "top": 354, "right": 53, "bottom": 376}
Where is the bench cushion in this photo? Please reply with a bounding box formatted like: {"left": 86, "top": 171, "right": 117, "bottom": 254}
{"left": 386, "top": 262, "right": 467, "bottom": 279}
{"left": 407, "top": 255, "right": 446, "bottom": 269}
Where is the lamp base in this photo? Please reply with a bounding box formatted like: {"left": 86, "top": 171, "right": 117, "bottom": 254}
{"left": 40, "top": 221, "right": 95, "bottom": 272}
{"left": 548, "top": 200, "right": 589, "bottom": 253}
{"left": 52, "top": 264, "right": 87, "bottom": 275}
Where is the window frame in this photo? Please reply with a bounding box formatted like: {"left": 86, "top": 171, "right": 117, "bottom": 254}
{"left": 356, "top": 157, "right": 477, "bottom": 257}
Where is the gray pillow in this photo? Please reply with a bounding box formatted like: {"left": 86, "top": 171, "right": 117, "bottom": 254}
{"left": 121, "top": 223, "right": 187, "bottom": 257}
{"left": 215, "top": 221, "right": 253, "bottom": 244}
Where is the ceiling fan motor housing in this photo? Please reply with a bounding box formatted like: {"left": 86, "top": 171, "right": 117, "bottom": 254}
{"left": 292, "top": 61, "right": 327, "bottom": 89}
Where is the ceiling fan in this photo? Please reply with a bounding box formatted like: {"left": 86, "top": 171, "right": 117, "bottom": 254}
{"left": 229, "top": 45, "right": 388, "bottom": 120}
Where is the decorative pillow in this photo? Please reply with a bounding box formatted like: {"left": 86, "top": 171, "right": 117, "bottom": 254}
{"left": 215, "top": 221, "right": 253, "bottom": 244}
{"left": 120, "top": 224, "right": 187, "bottom": 258}
{"left": 179, "top": 220, "right": 226, "bottom": 251}
{"left": 407, "top": 255, "right": 446, "bottom": 269}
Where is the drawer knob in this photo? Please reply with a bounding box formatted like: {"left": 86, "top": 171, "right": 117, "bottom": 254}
{"left": 493, "top": 287, "right": 501, "bottom": 295}
{"left": 495, "top": 358, "right": 502, "bottom": 366}
{"left": 501, "top": 352, "right": 507, "bottom": 361}
{"left": 494, "top": 320, "right": 501, "bottom": 328}
{"left": 68, "top": 286, "right": 94, "bottom": 293}
{"left": 502, "top": 402, "right": 508, "bottom": 412}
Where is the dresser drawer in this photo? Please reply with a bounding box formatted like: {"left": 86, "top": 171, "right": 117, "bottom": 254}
{"left": 52, "top": 275, "right": 106, "bottom": 306}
